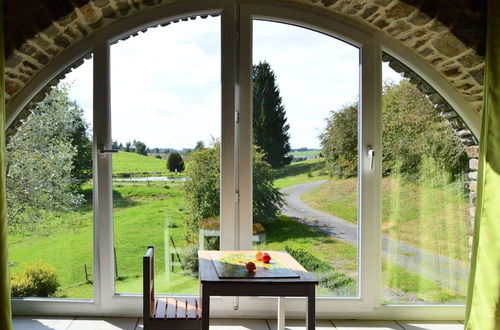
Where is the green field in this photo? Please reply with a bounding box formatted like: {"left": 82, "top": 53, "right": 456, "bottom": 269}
{"left": 112, "top": 151, "right": 172, "bottom": 176}
{"left": 302, "top": 176, "right": 470, "bottom": 263}
{"left": 288, "top": 150, "right": 321, "bottom": 158}
{"left": 8, "top": 180, "right": 357, "bottom": 298}
{"left": 274, "top": 158, "right": 329, "bottom": 189}
{"left": 8, "top": 157, "right": 466, "bottom": 303}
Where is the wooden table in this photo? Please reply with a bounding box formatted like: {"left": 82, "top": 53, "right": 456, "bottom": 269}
{"left": 198, "top": 250, "right": 318, "bottom": 330}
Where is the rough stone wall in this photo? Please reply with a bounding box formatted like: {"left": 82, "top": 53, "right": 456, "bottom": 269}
{"left": 4, "top": 0, "right": 485, "bottom": 117}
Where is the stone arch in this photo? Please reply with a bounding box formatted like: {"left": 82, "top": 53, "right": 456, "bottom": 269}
{"left": 4, "top": 0, "right": 483, "bottom": 211}
{"left": 4, "top": 0, "right": 484, "bottom": 116}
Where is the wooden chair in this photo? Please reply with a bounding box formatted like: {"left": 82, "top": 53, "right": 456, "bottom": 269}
{"left": 143, "top": 246, "right": 201, "bottom": 330}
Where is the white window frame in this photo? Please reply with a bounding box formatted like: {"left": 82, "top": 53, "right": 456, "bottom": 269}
{"left": 6, "top": 0, "right": 473, "bottom": 320}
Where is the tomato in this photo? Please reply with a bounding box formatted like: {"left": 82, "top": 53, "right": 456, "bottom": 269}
{"left": 246, "top": 261, "right": 256, "bottom": 272}
{"left": 262, "top": 253, "right": 271, "bottom": 264}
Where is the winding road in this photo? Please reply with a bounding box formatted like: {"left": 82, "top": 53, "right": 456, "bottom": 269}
{"left": 280, "top": 180, "right": 469, "bottom": 295}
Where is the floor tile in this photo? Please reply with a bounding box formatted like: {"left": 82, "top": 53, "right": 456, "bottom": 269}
{"left": 209, "top": 318, "right": 270, "bottom": 330}
{"left": 267, "top": 319, "right": 334, "bottom": 329}
{"left": 67, "top": 317, "right": 139, "bottom": 330}
{"left": 332, "top": 320, "right": 404, "bottom": 329}
{"left": 397, "top": 321, "right": 464, "bottom": 330}
{"left": 14, "top": 316, "right": 75, "bottom": 330}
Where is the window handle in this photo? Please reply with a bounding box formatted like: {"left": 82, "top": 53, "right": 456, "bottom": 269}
{"left": 367, "top": 147, "right": 375, "bottom": 170}
{"left": 98, "top": 145, "right": 119, "bottom": 154}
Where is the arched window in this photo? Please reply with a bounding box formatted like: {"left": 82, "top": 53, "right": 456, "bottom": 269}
{"left": 6, "top": 1, "right": 478, "bottom": 319}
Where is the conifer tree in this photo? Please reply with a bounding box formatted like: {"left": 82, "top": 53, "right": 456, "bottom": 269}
{"left": 252, "top": 61, "right": 292, "bottom": 168}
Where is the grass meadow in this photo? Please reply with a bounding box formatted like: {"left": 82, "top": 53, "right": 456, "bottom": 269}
{"left": 8, "top": 154, "right": 468, "bottom": 302}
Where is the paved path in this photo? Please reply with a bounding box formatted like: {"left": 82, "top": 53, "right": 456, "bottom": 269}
{"left": 280, "top": 180, "right": 469, "bottom": 295}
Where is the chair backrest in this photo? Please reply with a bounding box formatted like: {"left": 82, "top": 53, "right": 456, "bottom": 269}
{"left": 143, "top": 245, "right": 155, "bottom": 323}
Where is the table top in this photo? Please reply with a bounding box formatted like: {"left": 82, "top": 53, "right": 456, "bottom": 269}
{"left": 198, "top": 250, "right": 318, "bottom": 284}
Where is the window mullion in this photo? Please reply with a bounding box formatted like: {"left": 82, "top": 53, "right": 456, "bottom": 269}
{"left": 93, "top": 36, "right": 114, "bottom": 304}
{"left": 237, "top": 5, "right": 253, "bottom": 250}
{"left": 220, "top": 3, "right": 239, "bottom": 250}
{"left": 359, "top": 41, "right": 382, "bottom": 308}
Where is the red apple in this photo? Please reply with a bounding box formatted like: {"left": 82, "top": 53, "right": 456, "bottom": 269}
{"left": 246, "top": 261, "right": 256, "bottom": 272}
{"left": 262, "top": 253, "right": 271, "bottom": 263}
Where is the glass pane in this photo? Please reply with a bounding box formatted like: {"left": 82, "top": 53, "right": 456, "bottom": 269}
{"left": 111, "top": 16, "right": 221, "bottom": 295}
{"left": 381, "top": 61, "right": 470, "bottom": 304}
{"left": 8, "top": 56, "right": 94, "bottom": 299}
{"left": 252, "top": 20, "right": 360, "bottom": 297}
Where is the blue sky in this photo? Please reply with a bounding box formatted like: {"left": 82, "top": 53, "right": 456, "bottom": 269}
{"left": 64, "top": 17, "right": 402, "bottom": 150}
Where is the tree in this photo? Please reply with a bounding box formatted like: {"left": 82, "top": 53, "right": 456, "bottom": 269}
{"left": 111, "top": 140, "right": 119, "bottom": 150}
{"left": 381, "top": 80, "right": 467, "bottom": 178}
{"left": 134, "top": 140, "right": 147, "bottom": 156}
{"left": 320, "top": 80, "right": 468, "bottom": 179}
{"left": 194, "top": 140, "right": 205, "bottom": 151}
{"left": 183, "top": 142, "right": 283, "bottom": 240}
{"left": 167, "top": 152, "right": 185, "bottom": 172}
{"left": 124, "top": 141, "right": 132, "bottom": 152}
{"left": 6, "top": 84, "right": 90, "bottom": 230}
{"left": 320, "top": 103, "right": 358, "bottom": 178}
{"left": 253, "top": 61, "right": 292, "bottom": 168}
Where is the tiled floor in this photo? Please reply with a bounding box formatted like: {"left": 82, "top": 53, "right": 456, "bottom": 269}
{"left": 13, "top": 316, "right": 464, "bottom": 329}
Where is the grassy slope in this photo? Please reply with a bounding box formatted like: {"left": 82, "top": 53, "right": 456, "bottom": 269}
{"left": 274, "top": 158, "right": 329, "bottom": 189}
{"left": 301, "top": 177, "right": 469, "bottom": 263}
{"left": 8, "top": 182, "right": 357, "bottom": 298}
{"left": 8, "top": 156, "right": 465, "bottom": 302}
{"left": 8, "top": 183, "right": 198, "bottom": 298}
{"left": 288, "top": 150, "right": 321, "bottom": 158}
{"left": 112, "top": 151, "right": 170, "bottom": 175}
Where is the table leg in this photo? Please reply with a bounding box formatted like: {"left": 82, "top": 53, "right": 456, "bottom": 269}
{"left": 306, "top": 285, "right": 315, "bottom": 330}
{"left": 201, "top": 283, "right": 210, "bottom": 330}
{"left": 277, "top": 297, "right": 285, "bottom": 330}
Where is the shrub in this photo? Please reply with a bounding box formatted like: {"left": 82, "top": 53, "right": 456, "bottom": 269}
{"left": 183, "top": 142, "right": 283, "bottom": 240}
{"left": 285, "top": 245, "right": 354, "bottom": 292}
{"left": 183, "top": 245, "right": 199, "bottom": 277}
{"left": 167, "top": 152, "right": 185, "bottom": 173}
{"left": 11, "top": 262, "right": 60, "bottom": 297}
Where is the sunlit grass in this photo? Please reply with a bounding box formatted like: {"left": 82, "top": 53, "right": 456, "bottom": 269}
{"left": 112, "top": 151, "right": 173, "bottom": 176}
{"left": 274, "top": 158, "right": 329, "bottom": 189}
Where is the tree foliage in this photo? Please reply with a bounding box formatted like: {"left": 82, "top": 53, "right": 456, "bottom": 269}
{"left": 183, "top": 142, "right": 283, "bottom": 240}
{"left": 381, "top": 80, "right": 467, "bottom": 178}
{"left": 167, "top": 152, "right": 185, "bottom": 172}
{"left": 253, "top": 61, "right": 292, "bottom": 169}
{"left": 320, "top": 103, "right": 358, "bottom": 178}
{"left": 133, "top": 140, "right": 147, "bottom": 156}
{"left": 320, "top": 80, "right": 468, "bottom": 179}
{"left": 6, "top": 85, "right": 91, "bottom": 230}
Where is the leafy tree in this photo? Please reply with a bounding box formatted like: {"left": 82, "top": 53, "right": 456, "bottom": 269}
{"left": 6, "top": 85, "right": 90, "bottom": 230}
{"left": 134, "top": 140, "right": 147, "bottom": 156}
{"left": 124, "top": 141, "right": 132, "bottom": 152}
{"left": 111, "top": 140, "right": 119, "bottom": 150}
{"left": 381, "top": 80, "right": 467, "bottom": 178}
{"left": 320, "top": 80, "right": 468, "bottom": 179}
{"left": 253, "top": 61, "right": 292, "bottom": 168}
{"left": 183, "top": 142, "right": 283, "bottom": 240}
{"left": 194, "top": 140, "right": 205, "bottom": 151}
{"left": 320, "top": 103, "right": 358, "bottom": 178}
{"left": 167, "top": 152, "right": 185, "bottom": 172}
